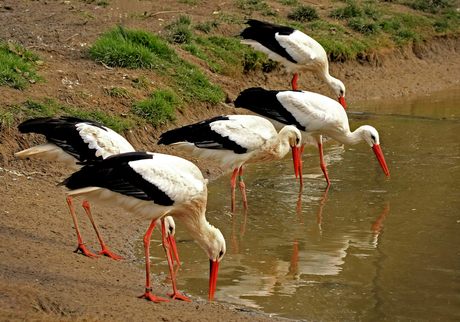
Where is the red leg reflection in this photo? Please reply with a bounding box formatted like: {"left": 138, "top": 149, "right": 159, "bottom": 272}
{"left": 289, "top": 238, "right": 299, "bottom": 275}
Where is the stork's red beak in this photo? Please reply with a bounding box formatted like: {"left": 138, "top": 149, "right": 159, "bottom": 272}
{"left": 372, "top": 144, "right": 390, "bottom": 178}
{"left": 339, "top": 96, "right": 346, "bottom": 111}
{"left": 291, "top": 146, "right": 300, "bottom": 179}
{"left": 168, "top": 235, "right": 180, "bottom": 265}
{"left": 209, "top": 260, "right": 220, "bottom": 301}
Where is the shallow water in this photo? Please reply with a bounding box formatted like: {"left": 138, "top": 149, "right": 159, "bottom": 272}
{"left": 136, "top": 86, "right": 460, "bottom": 321}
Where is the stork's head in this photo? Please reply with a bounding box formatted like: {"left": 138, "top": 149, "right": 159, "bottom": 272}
{"left": 360, "top": 125, "right": 390, "bottom": 179}
{"left": 163, "top": 216, "right": 176, "bottom": 237}
{"left": 360, "top": 125, "right": 381, "bottom": 147}
{"left": 330, "top": 78, "right": 346, "bottom": 110}
{"left": 163, "top": 216, "right": 180, "bottom": 265}
{"left": 281, "top": 125, "right": 302, "bottom": 179}
{"left": 202, "top": 226, "right": 226, "bottom": 302}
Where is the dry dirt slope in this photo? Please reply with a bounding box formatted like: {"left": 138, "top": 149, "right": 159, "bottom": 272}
{"left": 1, "top": 0, "right": 460, "bottom": 321}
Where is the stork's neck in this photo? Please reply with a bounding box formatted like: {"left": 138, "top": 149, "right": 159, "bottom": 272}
{"left": 314, "top": 60, "right": 332, "bottom": 82}
{"left": 329, "top": 126, "right": 366, "bottom": 146}
{"left": 173, "top": 203, "right": 217, "bottom": 251}
{"left": 319, "top": 73, "right": 338, "bottom": 93}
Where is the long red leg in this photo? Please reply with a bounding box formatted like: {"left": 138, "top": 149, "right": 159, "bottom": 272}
{"left": 162, "top": 219, "right": 191, "bottom": 302}
{"left": 230, "top": 168, "right": 238, "bottom": 212}
{"left": 66, "top": 197, "right": 99, "bottom": 258}
{"left": 82, "top": 201, "right": 124, "bottom": 260}
{"left": 168, "top": 235, "right": 180, "bottom": 266}
{"left": 299, "top": 143, "right": 306, "bottom": 186}
{"left": 318, "top": 142, "right": 331, "bottom": 185}
{"left": 291, "top": 73, "right": 299, "bottom": 90}
{"left": 238, "top": 167, "right": 248, "bottom": 209}
{"left": 139, "top": 220, "right": 169, "bottom": 303}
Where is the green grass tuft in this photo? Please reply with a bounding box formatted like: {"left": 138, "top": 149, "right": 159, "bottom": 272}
{"left": 348, "top": 17, "right": 381, "bottom": 35}
{"left": 379, "top": 17, "right": 403, "bottom": 33}
{"left": 166, "top": 14, "right": 194, "bottom": 44}
{"left": 89, "top": 25, "right": 225, "bottom": 104}
{"left": 330, "top": 3, "right": 364, "bottom": 20}
{"left": 132, "top": 89, "right": 179, "bottom": 126}
{"left": 236, "top": 0, "right": 277, "bottom": 16}
{"left": 104, "top": 87, "right": 132, "bottom": 98}
{"left": 89, "top": 28, "right": 161, "bottom": 69}
{"left": 288, "top": 5, "right": 320, "bottom": 22}
{"left": 185, "top": 35, "right": 278, "bottom": 76}
{"left": 363, "top": 4, "right": 381, "bottom": 21}
{"left": 402, "top": 0, "right": 455, "bottom": 14}
{"left": 179, "top": 0, "right": 198, "bottom": 5}
{"left": 0, "top": 42, "right": 45, "bottom": 90}
{"left": 275, "top": 0, "right": 298, "bottom": 5}
{"left": 195, "top": 20, "right": 221, "bottom": 33}
{"left": 0, "top": 110, "right": 14, "bottom": 131}
{"left": 131, "top": 75, "right": 151, "bottom": 90}
{"left": 79, "top": 0, "right": 110, "bottom": 7}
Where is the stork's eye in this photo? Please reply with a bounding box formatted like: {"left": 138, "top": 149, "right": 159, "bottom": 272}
{"left": 296, "top": 138, "right": 300, "bottom": 144}
{"left": 371, "top": 135, "right": 376, "bottom": 143}
{"left": 219, "top": 250, "right": 224, "bottom": 258}
{"left": 169, "top": 226, "right": 174, "bottom": 234}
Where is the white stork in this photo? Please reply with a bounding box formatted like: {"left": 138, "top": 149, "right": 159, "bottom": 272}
{"left": 15, "top": 117, "right": 179, "bottom": 263}
{"left": 240, "top": 19, "right": 346, "bottom": 109}
{"left": 158, "top": 115, "right": 302, "bottom": 212}
{"left": 234, "top": 88, "right": 390, "bottom": 184}
{"left": 61, "top": 151, "right": 226, "bottom": 302}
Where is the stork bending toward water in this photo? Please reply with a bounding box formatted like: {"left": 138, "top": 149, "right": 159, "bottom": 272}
{"left": 158, "top": 115, "right": 302, "bottom": 212}
{"left": 240, "top": 19, "right": 346, "bottom": 109}
{"left": 61, "top": 152, "right": 226, "bottom": 302}
{"left": 235, "top": 88, "right": 390, "bottom": 184}
{"left": 15, "top": 117, "right": 179, "bottom": 263}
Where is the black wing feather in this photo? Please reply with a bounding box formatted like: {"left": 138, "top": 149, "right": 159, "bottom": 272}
{"left": 234, "top": 87, "right": 306, "bottom": 131}
{"left": 158, "top": 116, "right": 248, "bottom": 154}
{"left": 241, "top": 19, "right": 297, "bottom": 64}
{"left": 61, "top": 152, "right": 174, "bottom": 206}
{"left": 18, "top": 117, "right": 108, "bottom": 162}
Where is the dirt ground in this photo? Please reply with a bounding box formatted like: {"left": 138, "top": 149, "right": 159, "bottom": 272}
{"left": 1, "top": 0, "right": 460, "bottom": 321}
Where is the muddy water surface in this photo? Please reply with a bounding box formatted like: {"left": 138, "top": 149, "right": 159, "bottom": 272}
{"left": 137, "top": 86, "right": 460, "bottom": 321}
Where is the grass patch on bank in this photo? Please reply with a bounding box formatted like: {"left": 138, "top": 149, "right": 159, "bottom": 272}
{"left": 165, "top": 15, "right": 279, "bottom": 75}
{"left": 3, "top": 98, "right": 134, "bottom": 133}
{"left": 288, "top": 5, "right": 320, "bottom": 22}
{"left": 79, "top": 0, "right": 110, "bottom": 7}
{"left": 132, "top": 89, "right": 180, "bottom": 126}
{"left": 183, "top": 35, "right": 279, "bottom": 75}
{"left": 0, "top": 41, "right": 45, "bottom": 90}
{"left": 104, "top": 87, "right": 132, "bottom": 98}
{"left": 0, "top": 110, "right": 14, "bottom": 132}
{"left": 89, "top": 25, "right": 225, "bottom": 105}
{"left": 402, "top": 0, "right": 455, "bottom": 14}
{"left": 236, "top": 0, "right": 278, "bottom": 16}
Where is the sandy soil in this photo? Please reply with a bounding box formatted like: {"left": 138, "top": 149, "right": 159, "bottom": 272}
{"left": 1, "top": 0, "right": 460, "bottom": 321}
